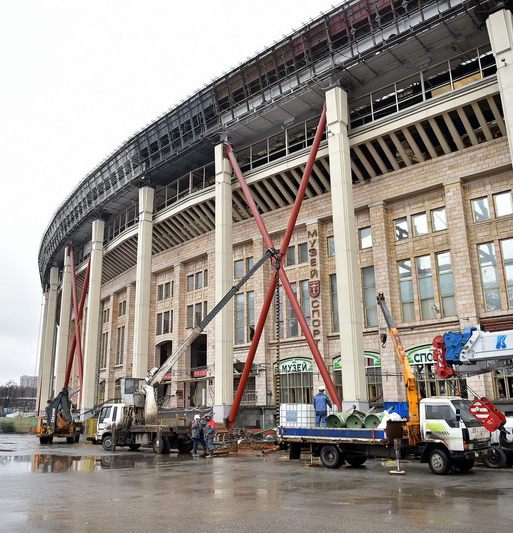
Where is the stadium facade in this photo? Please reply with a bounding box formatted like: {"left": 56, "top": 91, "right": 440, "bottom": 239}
{"left": 37, "top": 0, "right": 513, "bottom": 422}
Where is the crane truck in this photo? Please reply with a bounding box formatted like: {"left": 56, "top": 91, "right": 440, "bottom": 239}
{"left": 277, "top": 294, "right": 491, "bottom": 475}
{"left": 433, "top": 326, "right": 513, "bottom": 467}
{"left": 92, "top": 249, "right": 277, "bottom": 453}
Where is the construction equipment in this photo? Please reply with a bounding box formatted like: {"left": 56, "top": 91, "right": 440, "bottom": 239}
{"left": 35, "top": 248, "right": 90, "bottom": 445}
{"left": 92, "top": 249, "right": 278, "bottom": 452}
{"left": 277, "top": 294, "right": 491, "bottom": 475}
{"left": 432, "top": 325, "right": 513, "bottom": 464}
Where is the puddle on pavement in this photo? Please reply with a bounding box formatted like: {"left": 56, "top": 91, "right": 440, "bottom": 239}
{"left": 0, "top": 452, "right": 196, "bottom": 473}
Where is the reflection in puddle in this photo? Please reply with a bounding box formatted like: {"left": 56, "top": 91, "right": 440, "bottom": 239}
{"left": 0, "top": 452, "right": 194, "bottom": 473}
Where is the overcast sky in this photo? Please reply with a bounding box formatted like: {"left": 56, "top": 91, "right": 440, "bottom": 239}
{"left": 0, "top": 0, "right": 338, "bottom": 385}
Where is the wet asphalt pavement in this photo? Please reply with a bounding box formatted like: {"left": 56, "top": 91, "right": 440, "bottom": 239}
{"left": 1, "top": 434, "right": 513, "bottom": 532}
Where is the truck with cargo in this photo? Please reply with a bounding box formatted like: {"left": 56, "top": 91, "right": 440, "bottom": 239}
{"left": 92, "top": 398, "right": 193, "bottom": 454}
{"left": 278, "top": 396, "right": 490, "bottom": 474}
{"left": 277, "top": 295, "right": 493, "bottom": 475}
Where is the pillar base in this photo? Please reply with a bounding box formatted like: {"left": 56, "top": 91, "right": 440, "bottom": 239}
{"left": 342, "top": 400, "right": 370, "bottom": 413}
{"left": 213, "top": 404, "right": 232, "bottom": 423}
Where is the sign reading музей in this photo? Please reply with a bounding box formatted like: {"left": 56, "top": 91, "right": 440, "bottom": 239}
{"left": 275, "top": 346, "right": 436, "bottom": 374}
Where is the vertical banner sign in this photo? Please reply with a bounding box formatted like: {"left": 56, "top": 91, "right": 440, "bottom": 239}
{"left": 308, "top": 227, "right": 321, "bottom": 340}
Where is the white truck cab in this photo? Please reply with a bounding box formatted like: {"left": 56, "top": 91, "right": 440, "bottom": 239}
{"left": 95, "top": 403, "right": 126, "bottom": 445}
{"left": 419, "top": 397, "right": 490, "bottom": 473}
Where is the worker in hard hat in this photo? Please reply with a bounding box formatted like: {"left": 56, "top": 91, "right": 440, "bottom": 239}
{"left": 313, "top": 386, "right": 332, "bottom": 427}
{"left": 191, "top": 414, "right": 206, "bottom": 456}
{"left": 203, "top": 414, "right": 216, "bottom": 457}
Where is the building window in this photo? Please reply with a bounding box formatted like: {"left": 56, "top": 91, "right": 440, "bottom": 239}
{"left": 234, "top": 293, "right": 245, "bottom": 345}
{"left": 187, "top": 270, "right": 208, "bottom": 291}
{"left": 116, "top": 326, "right": 125, "bottom": 365}
{"left": 329, "top": 273, "right": 339, "bottom": 332}
{"left": 247, "top": 291, "right": 255, "bottom": 341}
{"left": 394, "top": 217, "right": 409, "bottom": 241}
{"left": 156, "top": 311, "right": 171, "bottom": 335}
{"left": 359, "top": 227, "right": 372, "bottom": 249}
{"left": 493, "top": 368, "right": 513, "bottom": 400}
{"left": 436, "top": 252, "right": 456, "bottom": 317}
{"left": 494, "top": 191, "right": 513, "bottom": 218}
{"left": 102, "top": 307, "right": 110, "bottom": 323}
{"left": 501, "top": 238, "right": 513, "bottom": 308}
{"left": 478, "top": 242, "right": 501, "bottom": 311}
{"left": 279, "top": 371, "right": 313, "bottom": 403}
{"left": 362, "top": 266, "right": 378, "bottom": 327}
{"left": 415, "top": 365, "right": 466, "bottom": 399}
{"left": 366, "top": 367, "right": 383, "bottom": 404}
{"left": 412, "top": 213, "right": 428, "bottom": 236}
{"left": 298, "top": 243, "right": 308, "bottom": 264}
{"left": 186, "top": 305, "right": 194, "bottom": 328}
{"left": 472, "top": 197, "right": 490, "bottom": 222}
{"left": 187, "top": 275, "right": 194, "bottom": 292}
{"left": 416, "top": 255, "right": 435, "bottom": 320}
{"left": 114, "top": 379, "right": 121, "bottom": 401}
{"left": 97, "top": 381, "right": 105, "bottom": 405}
{"left": 195, "top": 271, "right": 203, "bottom": 290}
{"left": 246, "top": 256, "right": 254, "bottom": 272}
{"left": 233, "top": 375, "right": 256, "bottom": 405}
{"left": 286, "top": 246, "right": 296, "bottom": 266}
{"left": 398, "top": 260, "right": 415, "bottom": 322}
{"left": 100, "top": 332, "right": 109, "bottom": 369}
{"left": 118, "top": 300, "right": 126, "bottom": 317}
{"left": 234, "top": 259, "right": 244, "bottom": 278}
{"left": 299, "top": 280, "right": 311, "bottom": 331}
{"left": 157, "top": 282, "right": 171, "bottom": 301}
{"left": 286, "top": 282, "right": 299, "bottom": 337}
{"left": 431, "top": 207, "right": 447, "bottom": 232}
{"left": 327, "top": 236, "right": 335, "bottom": 257}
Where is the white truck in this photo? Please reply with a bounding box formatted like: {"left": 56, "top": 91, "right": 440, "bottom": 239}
{"left": 93, "top": 400, "right": 193, "bottom": 454}
{"left": 278, "top": 396, "right": 490, "bottom": 475}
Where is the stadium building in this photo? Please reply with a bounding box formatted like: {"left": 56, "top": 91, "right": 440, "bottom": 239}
{"left": 37, "top": 0, "right": 513, "bottom": 423}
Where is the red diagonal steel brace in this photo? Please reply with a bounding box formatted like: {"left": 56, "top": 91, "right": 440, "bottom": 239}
{"left": 63, "top": 250, "right": 91, "bottom": 388}
{"left": 226, "top": 104, "right": 341, "bottom": 427}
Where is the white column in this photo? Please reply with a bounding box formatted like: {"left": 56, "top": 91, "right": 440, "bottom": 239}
{"left": 326, "top": 87, "right": 368, "bottom": 410}
{"left": 487, "top": 9, "right": 513, "bottom": 160}
{"left": 37, "top": 266, "right": 59, "bottom": 411}
{"left": 214, "top": 142, "right": 233, "bottom": 420}
{"left": 133, "top": 186, "right": 154, "bottom": 379}
{"left": 81, "top": 219, "right": 105, "bottom": 414}
{"left": 54, "top": 246, "right": 72, "bottom": 392}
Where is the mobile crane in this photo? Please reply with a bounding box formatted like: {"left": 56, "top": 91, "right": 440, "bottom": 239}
{"left": 432, "top": 326, "right": 513, "bottom": 467}
{"left": 277, "top": 294, "right": 490, "bottom": 475}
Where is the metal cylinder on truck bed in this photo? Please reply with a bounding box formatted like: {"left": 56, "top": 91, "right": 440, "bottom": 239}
{"left": 346, "top": 412, "right": 365, "bottom": 428}
{"left": 327, "top": 411, "right": 352, "bottom": 428}
{"left": 364, "top": 412, "right": 385, "bottom": 429}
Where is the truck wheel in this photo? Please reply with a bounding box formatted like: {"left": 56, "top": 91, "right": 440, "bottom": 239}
{"left": 454, "top": 457, "right": 474, "bottom": 472}
{"left": 320, "top": 445, "right": 342, "bottom": 469}
{"left": 153, "top": 435, "right": 168, "bottom": 454}
{"left": 177, "top": 439, "right": 193, "bottom": 454}
{"left": 74, "top": 432, "right": 81, "bottom": 443}
{"left": 346, "top": 455, "right": 367, "bottom": 467}
{"left": 128, "top": 443, "right": 141, "bottom": 452}
{"left": 483, "top": 447, "right": 508, "bottom": 468}
{"left": 102, "top": 434, "right": 114, "bottom": 451}
{"left": 66, "top": 436, "right": 75, "bottom": 444}
{"left": 428, "top": 448, "right": 451, "bottom": 475}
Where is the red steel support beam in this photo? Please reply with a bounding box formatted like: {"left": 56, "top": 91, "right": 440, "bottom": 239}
{"left": 63, "top": 252, "right": 91, "bottom": 388}
{"left": 227, "top": 271, "right": 278, "bottom": 427}
{"left": 280, "top": 104, "right": 326, "bottom": 255}
{"left": 224, "top": 105, "right": 342, "bottom": 426}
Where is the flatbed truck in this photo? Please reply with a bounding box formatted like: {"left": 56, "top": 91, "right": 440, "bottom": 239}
{"left": 277, "top": 396, "right": 490, "bottom": 474}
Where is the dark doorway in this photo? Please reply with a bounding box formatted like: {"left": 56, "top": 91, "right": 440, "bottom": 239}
{"left": 190, "top": 334, "right": 207, "bottom": 369}
{"left": 159, "top": 341, "right": 173, "bottom": 367}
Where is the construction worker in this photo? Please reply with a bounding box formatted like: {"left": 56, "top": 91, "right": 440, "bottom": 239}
{"left": 313, "top": 386, "right": 332, "bottom": 427}
{"left": 191, "top": 414, "right": 206, "bottom": 456}
{"left": 203, "top": 414, "right": 216, "bottom": 457}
